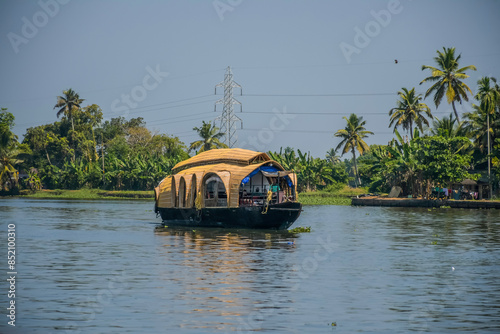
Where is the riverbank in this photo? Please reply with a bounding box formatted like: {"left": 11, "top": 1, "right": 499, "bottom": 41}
{"left": 8, "top": 187, "right": 366, "bottom": 205}
{"left": 299, "top": 187, "right": 366, "bottom": 205}
{"left": 16, "top": 189, "right": 154, "bottom": 200}
{"left": 352, "top": 196, "right": 500, "bottom": 209}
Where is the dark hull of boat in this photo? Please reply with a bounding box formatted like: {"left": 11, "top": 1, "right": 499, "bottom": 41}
{"left": 157, "top": 201, "right": 302, "bottom": 230}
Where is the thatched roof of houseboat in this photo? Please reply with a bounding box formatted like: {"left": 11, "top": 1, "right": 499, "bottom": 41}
{"left": 172, "top": 148, "right": 271, "bottom": 173}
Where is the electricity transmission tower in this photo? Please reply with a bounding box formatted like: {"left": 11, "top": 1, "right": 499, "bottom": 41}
{"left": 215, "top": 66, "right": 242, "bottom": 148}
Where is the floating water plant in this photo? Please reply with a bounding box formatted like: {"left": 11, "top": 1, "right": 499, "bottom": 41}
{"left": 288, "top": 226, "right": 311, "bottom": 233}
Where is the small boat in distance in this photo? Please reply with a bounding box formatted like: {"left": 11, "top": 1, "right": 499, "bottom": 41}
{"left": 154, "top": 148, "right": 302, "bottom": 229}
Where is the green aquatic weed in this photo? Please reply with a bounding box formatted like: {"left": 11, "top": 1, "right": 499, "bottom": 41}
{"left": 288, "top": 226, "right": 311, "bottom": 233}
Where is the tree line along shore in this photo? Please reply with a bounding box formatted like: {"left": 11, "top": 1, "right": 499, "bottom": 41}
{"left": 1, "top": 47, "right": 499, "bottom": 201}
{"left": 13, "top": 188, "right": 362, "bottom": 206}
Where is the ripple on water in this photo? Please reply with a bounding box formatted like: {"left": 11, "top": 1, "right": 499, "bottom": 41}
{"left": 1, "top": 199, "right": 499, "bottom": 333}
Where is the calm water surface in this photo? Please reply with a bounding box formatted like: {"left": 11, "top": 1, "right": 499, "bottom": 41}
{"left": 1, "top": 198, "right": 500, "bottom": 333}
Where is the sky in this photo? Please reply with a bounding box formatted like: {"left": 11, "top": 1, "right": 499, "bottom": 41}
{"left": 1, "top": 0, "right": 499, "bottom": 158}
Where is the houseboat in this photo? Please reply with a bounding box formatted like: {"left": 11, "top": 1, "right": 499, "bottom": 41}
{"left": 154, "top": 148, "right": 302, "bottom": 229}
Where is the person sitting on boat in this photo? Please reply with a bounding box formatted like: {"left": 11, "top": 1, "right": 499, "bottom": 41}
{"left": 271, "top": 182, "right": 280, "bottom": 192}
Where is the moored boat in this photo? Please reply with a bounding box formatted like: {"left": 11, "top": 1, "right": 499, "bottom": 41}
{"left": 154, "top": 148, "right": 302, "bottom": 229}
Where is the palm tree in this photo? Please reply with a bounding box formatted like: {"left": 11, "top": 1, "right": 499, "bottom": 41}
{"left": 26, "top": 167, "right": 42, "bottom": 191}
{"left": 464, "top": 104, "right": 492, "bottom": 152}
{"left": 189, "top": 121, "right": 228, "bottom": 153}
{"left": 0, "top": 108, "right": 29, "bottom": 190}
{"left": 420, "top": 47, "right": 477, "bottom": 122}
{"left": 389, "top": 87, "right": 432, "bottom": 139}
{"left": 0, "top": 147, "right": 29, "bottom": 191}
{"left": 474, "top": 76, "right": 500, "bottom": 198}
{"left": 430, "top": 113, "right": 469, "bottom": 138}
{"left": 54, "top": 88, "right": 85, "bottom": 133}
{"left": 387, "top": 129, "right": 421, "bottom": 196}
{"left": 325, "top": 148, "right": 341, "bottom": 165}
{"left": 334, "top": 113, "right": 373, "bottom": 187}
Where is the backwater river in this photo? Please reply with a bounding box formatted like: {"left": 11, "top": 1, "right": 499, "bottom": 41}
{"left": 1, "top": 198, "right": 499, "bottom": 333}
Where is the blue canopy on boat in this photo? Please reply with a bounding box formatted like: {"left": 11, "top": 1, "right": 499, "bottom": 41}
{"left": 241, "top": 166, "right": 293, "bottom": 186}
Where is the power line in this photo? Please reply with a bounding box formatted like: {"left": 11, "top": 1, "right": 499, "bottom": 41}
{"left": 240, "top": 109, "right": 474, "bottom": 115}
{"left": 243, "top": 93, "right": 398, "bottom": 97}
{"left": 152, "top": 114, "right": 214, "bottom": 126}
{"left": 2, "top": 69, "right": 226, "bottom": 104}
{"left": 118, "top": 98, "right": 216, "bottom": 116}
{"left": 238, "top": 128, "right": 402, "bottom": 136}
{"left": 13, "top": 96, "right": 217, "bottom": 127}
{"left": 107, "top": 94, "right": 214, "bottom": 115}
{"left": 232, "top": 53, "right": 500, "bottom": 70}
{"left": 148, "top": 111, "right": 213, "bottom": 123}
{"left": 239, "top": 128, "right": 402, "bottom": 135}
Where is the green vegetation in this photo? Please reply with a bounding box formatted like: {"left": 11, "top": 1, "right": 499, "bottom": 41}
{"left": 1, "top": 46, "right": 499, "bottom": 203}
{"left": 20, "top": 189, "right": 153, "bottom": 200}
{"left": 299, "top": 194, "right": 351, "bottom": 206}
{"left": 288, "top": 226, "right": 311, "bottom": 233}
{"left": 298, "top": 186, "right": 366, "bottom": 205}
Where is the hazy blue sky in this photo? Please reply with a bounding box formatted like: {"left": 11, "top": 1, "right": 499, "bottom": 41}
{"left": 1, "top": 0, "right": 499, "bottom": 157}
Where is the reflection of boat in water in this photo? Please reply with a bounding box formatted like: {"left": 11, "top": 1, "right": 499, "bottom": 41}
{"left": 154, "top": 225, "right": 300, "bottom": 243}
{"left": 154, "top": 148, "right": 302, "bottom": 229}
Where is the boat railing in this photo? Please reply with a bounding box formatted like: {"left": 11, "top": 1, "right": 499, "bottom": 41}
{"left": 239, "top": 190, "right": 294, "bottom": 206}
{"left": 239, "top": 193, "right": 265, "bottom": 206}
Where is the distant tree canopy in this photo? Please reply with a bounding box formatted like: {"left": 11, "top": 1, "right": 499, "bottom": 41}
{"left": 19, "top": 92, "right": 188, "bottom": 190}
{"left": 2, "top": 47, "right": 499, "bottom": 195}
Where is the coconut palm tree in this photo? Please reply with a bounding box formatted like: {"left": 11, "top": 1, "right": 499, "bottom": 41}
{"left": 0, "top": 147, "right": 29, "bottom": 191}
{"left": 334, "top": 113, "right": 373, "bottom": 187}
{"left": 389, "top": 87, "right": 432, "bottom": 139}
{"left": 189, "top": 121, "right": 228, "bottom": 153}
{"left": 54, "top": 88, "right": 85, "bottom": 133}
{"left": 465, "top": 78, "right": 500, "bottom": 152}
{"left": 474, "top": 76, "right": 500, "bottom": 198}
{"left": 26, "top": 167, "right": 42, "bottom": 191}
{"left": 420, "top": 47, "right": 477, "bottom": 122}
{"left": 430, "top": 113, "right": 469, "bottom": 138}
{"left": 464, "top": 104, "right": 492, "bottom": 152}
{"left": 325, "top": 148, "right": 341, "bottom": 165}
{"left": 0, "top": 108, "right": 29, "bottom": 190}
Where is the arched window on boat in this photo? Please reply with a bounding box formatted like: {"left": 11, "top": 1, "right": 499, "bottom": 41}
{"left": 203, "top": 173, "right": 228, "bottom": 207}
{"left": 186, "top": 174, "right": 197, "bottom": 208}
{"left": 170, "top": 177, "right": 176, "bottom": 208}
{"left": 178, "top": 177, "right": 186, "bottom": 208}
{"left": 239, "top": 166, "right": 296, "bottom": 206}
